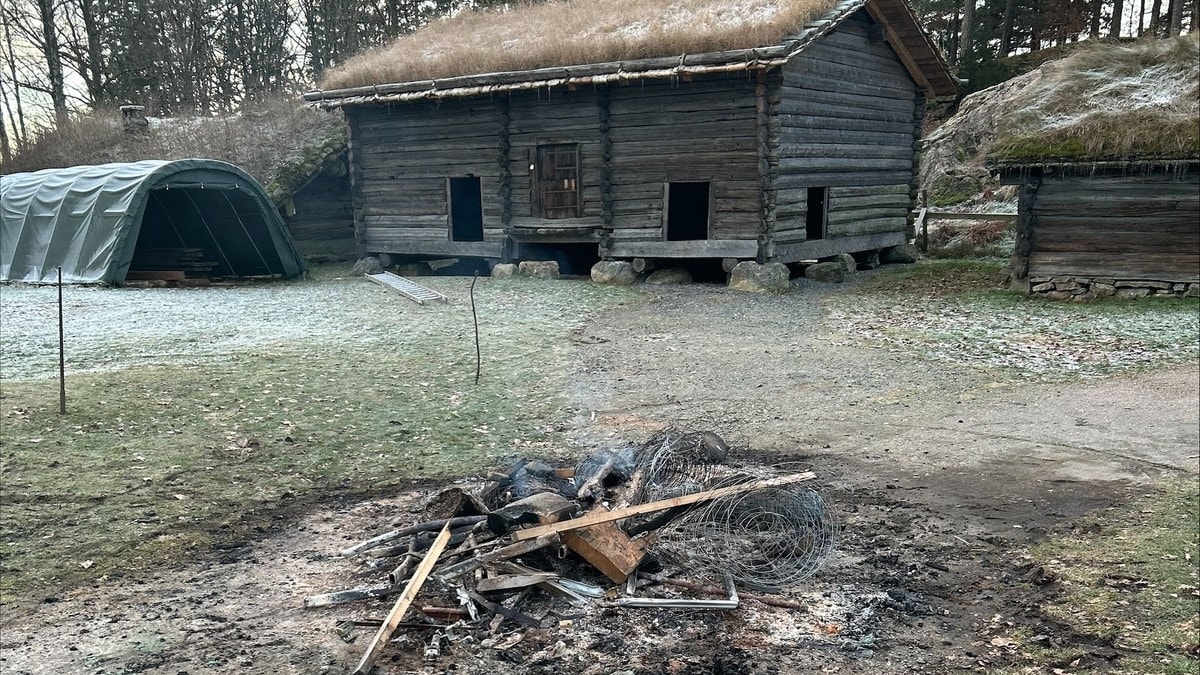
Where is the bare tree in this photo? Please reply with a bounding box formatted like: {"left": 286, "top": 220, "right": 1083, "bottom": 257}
{"left": 35, "top": 0, "right": 68, "bottom": 122}
{"left": 0, "top": 72, "right": 12, "bottom": 164}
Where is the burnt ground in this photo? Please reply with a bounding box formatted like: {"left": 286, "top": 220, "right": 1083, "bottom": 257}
{"left": 1, "top": 282, "right": 1197, "bottom": 674}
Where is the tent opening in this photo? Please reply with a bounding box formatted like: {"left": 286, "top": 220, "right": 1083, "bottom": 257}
{"left": 131, "top": 186, "right": 288, "bottom": 280}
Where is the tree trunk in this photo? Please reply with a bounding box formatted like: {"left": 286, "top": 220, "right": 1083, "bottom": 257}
{"left": 1149, "top": 0, "right": 1164, "bottom": 35}
{"left": 1000, "top": 0, "right": 1017, "bottom": 55}
{"left": 1110, "top": 0, "right": 1126, "bottom": 36}
{"left": 37, "top": 0, "right": 68, "bottom": 123}
{"left": 1, "top": 8, "right": 26, "bottom": 146}
{"left": 1138, "top": 0, "right": 1147, "bottom": 33}
{"left": 1168, "top": 0, "right": 1183, "bottom": 33}
{"left": 958, "top": 0, "right": 976, "bottom": 65}
{"left": 78, "top": 0, "right": 104, "bottom": 104}
{"left": 0, "top": 76, "right": 11, "bottom": 164}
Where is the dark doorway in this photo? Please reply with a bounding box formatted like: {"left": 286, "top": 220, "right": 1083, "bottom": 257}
{"left": 806, "top": 187, "right": 828, "bottom": 240}
{"left": 449, "top": 177, "right": 484, "bottom": 242}
{"left": 665, "top": 182, "right": 711, "bottom": 241}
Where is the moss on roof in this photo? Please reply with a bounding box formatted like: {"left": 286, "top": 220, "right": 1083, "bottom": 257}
{"left": 988, "top": 35, "right": 1200, "bottom": 166}
{"left": 319, "top": 0, "right": 841, "bottom": 91}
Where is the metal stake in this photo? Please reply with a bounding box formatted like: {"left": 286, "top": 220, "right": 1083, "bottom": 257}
{"left": 57, "top": 266, "right": 66, "bottom": 414}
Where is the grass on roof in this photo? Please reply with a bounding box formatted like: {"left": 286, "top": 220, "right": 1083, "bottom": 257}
{"left": 318, "top": 0, "right": 840, "bottom": 91}
{"left": 989, "top": 35, "right": 1200, "bottom": 164}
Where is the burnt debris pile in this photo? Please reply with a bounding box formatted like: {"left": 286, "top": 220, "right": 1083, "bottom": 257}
{"left": 306, "top": 429, "right": 838, "bottom": 674}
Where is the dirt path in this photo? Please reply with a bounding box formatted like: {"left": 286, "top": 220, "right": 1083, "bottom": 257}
{"left": 1, "top": 280, "right": 1196, "bottom": 674}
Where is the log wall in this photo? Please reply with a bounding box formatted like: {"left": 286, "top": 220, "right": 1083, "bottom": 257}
{"left": 347, "top": 99, "right": 504, "bottom": 255}
{"left": 607, "top": 75, "right": 761, "bottom": 242}
{"left": 1020, "top": 170, "right": 1200, "bottom": 296}
{"left": 774, "top": 13, "right": 918, "bottom": 253}
{"left": 507, "top": 88, "right": 604, "bottom": 229}
{"left": 285, "top": 169, "right": 354, "bottom": 259}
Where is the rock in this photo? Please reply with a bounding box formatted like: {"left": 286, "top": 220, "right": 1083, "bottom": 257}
{"left": 1115, "top": 280, "right": 1171, "bottom": 290}
{"left": 1115, "top": 287, "right": 1151, "bottom": 298}
{"left": 822, "top": 253, "right": 856, "bottom": 273}
{"left": 728, "top": 261, "right": 789, "bottom": 293}
{"left": 1187, "top": 284, "right": 1200, "bottom": 297}
{"left": 880, "top": 243, "right": 921, "bottom": 264}
{"left": 350, "top": 256, "right": 383, "bottom": 275}
{"left": 590, "top": 261, "right": 637, "bottom": 285}
{"left": 1031, "top": 281, "right": 1055, "bottom": 293}
{"left": 491, "top": 263, "right": 518, "bottom": 279}
{"left": 645, "top": 268, "right": 692, "bottom": 285}
{"left": 377, "top": 253, "right": 395, "bottom": 269}
{"left": 804, "top": 262, "right": 845, "bottom": 283}
{"left": 1044, "top": 290, "right": 1072, "bottom": 300}
{"left": 1092, "top": 283, "right": 1116, "bottom": 297}
{"left": 396, "top": 262, "right": 433, "bottom": 277}
{"left": 519, "top": 260, "right": 560, "bottom": 279}
{"left": 852, "top": 249, "right": 881, "bottom": 270}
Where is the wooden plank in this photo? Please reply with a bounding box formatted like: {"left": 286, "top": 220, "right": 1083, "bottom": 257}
{"left": 1027, "top": 252, "right": 1200, "bottom": 281}
{"left": 363, "top": 240, "right": 504, "bottom": 258}
{"left": 926, "top": 211, "right": 1016, "bottom": 221}
{"left": 606, "top": 239, "right": 760, "bottom": 259}
{"left": 352, "top": 524, "right": 452, "bottom": 675}
{"left": 771, "top": 231, "right": 907, "bottom": 263}
{"left": 477, "top": 573, "right": 559, "bottom": 593}
{"left": 511, "top": 472, "right": 816, "bottom": 542}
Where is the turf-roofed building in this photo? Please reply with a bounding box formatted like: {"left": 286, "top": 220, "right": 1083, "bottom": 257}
{"left": 304, "top": 0, "right": 958, "bottom": 271}
{"left": 986, "top": 36, "right": 1200, "bottom": 299}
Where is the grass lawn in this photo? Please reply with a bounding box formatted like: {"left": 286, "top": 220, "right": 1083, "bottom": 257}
{"left": 1011, "top": 482, "right": 1200, "bottom": 674}
{"left": 0, "top": 269, "right": 635, "bottom": 601}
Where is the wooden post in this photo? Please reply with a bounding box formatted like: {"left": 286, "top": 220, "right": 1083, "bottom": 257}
{"left": 57, "top": 267, "right": 66, "bottom": 415}
{"left": 919, "top": 190, "right": 929, "bottom": 254}
{"left": 352, "top": 524, "right": 453, "bottom": 675}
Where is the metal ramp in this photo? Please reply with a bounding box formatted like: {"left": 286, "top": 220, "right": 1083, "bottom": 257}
{"left": 365, "top": 272, "right": 447, "bottom": 305}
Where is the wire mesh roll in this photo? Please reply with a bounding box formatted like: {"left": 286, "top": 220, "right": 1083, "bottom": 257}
{"left": 653, "top": 479, "right": 839, "bottom": 592}
{"left": 633, "top": 429, "right": 721, "bottom": 503}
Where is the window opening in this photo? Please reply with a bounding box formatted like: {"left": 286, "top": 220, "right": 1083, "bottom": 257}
{"left": 449, "top": 177, "right": 484, "bottom": 242}
{"left": 665, "top": 182, "right": 711, "bottom": 241}
{"left": 535, "top": 144, "right": 580, "bottom": 219}
{"left": 806, "top": 187, "right": 828, "bottom": 240}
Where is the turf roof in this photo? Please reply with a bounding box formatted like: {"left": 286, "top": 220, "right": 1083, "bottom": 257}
{"left": 989, "top": 35, "right": 1200, "bottom": 166}
{"left": 319, "top": 0, "right": 842, "bottom": 91}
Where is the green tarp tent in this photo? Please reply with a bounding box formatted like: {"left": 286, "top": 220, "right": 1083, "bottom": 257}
{"left": 1, "top": 159, "right": 306, "bottom": 285}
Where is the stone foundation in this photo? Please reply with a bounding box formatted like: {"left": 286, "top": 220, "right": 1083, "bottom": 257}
{"left": 1027, "top": 276, "right": 1199, "bottom": 300}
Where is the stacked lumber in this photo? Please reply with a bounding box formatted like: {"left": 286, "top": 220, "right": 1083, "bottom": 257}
{"left": 129, "top": 247, "right": 218, "bottom": 278}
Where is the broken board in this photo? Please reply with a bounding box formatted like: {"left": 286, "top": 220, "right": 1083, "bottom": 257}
{"left": 365, "top": 272, "right": 447, "bottom": 305}
{"left": 562, "top": 508, "right": 648, "bottom": 583}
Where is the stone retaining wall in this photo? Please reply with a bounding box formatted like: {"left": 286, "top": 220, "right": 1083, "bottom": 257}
{"left": 1028, "top": 276, "right": 1200, "bottom": 300}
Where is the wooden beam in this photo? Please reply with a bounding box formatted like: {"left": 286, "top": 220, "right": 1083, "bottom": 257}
{"left": 511, "top": 473, "right": 816, "bottom": 542}
{"left": 863, "top": 0, "right": 934, "bottom": 100}
{"left": 771, "top": 231, "right": 906, "bottom": 264}
{"left": 607, "top": 239, "right": 760, "bottom": 259}
{"left": 352, "top": 524, "right": 453, "bottom": 675}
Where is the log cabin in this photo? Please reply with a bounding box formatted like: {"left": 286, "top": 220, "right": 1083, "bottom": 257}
{"left": 988, "top": 36, "right": 1199, "bottom": 299}
{"left": 303, "top": 0, "right": 958, "bottom": 272}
